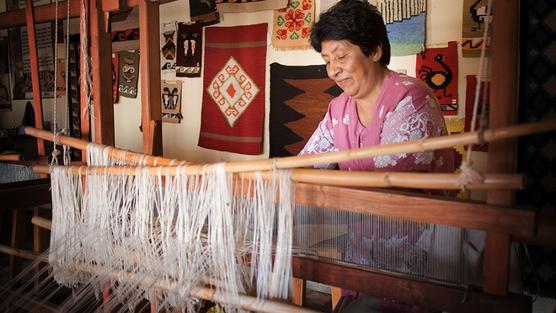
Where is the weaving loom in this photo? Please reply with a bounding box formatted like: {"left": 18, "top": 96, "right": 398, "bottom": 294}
{"left": 0, "top": 0, "right": 555, "bottom": 312}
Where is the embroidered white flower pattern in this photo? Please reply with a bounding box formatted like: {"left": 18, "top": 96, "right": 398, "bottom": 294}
{"left": 342, "top": 114, "right": 350, "bottom": 125}
{"left": 373, "top": 96, "right": 444, "bottom": 168}
{"left": 332, "top": 118, "right": 338, "bottom": 127}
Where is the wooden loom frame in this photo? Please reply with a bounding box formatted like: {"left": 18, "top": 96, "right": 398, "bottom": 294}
{"left": 0, "top": 0, "right": 554, "bottom": 312}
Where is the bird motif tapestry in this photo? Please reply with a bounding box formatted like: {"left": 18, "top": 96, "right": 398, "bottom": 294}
{"left": 199, "top": 23, "right": 267, "bottom": 155}
{"left": 118, "top": 50, "right": 139, "bottom": 99}
{"left": 269, "top": 63, "right": 341, "bottom": 157}
{"left": 160, "top": 21, "right": 177, "bottom": 73}
{"left": 272, "top": 0, "right": 314, "bottom": 50}
{"left": 161, "top": 80, "right": 183, "bottom": 123}
{"left": 176, "top": 22, "right": 203, "bottom": 78}
{"left": 215, "top": 0, "right": 288, "bottom": 12}
{"left": 416, "top": 41, "right": 458, "bottom": 116}
{"left": 462, "top": 0, "right": 491, "bottom": 57}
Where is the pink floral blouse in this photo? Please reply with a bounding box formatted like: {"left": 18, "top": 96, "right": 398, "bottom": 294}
{"left": 300, "top": 71, "right": 454, "bottom": 174}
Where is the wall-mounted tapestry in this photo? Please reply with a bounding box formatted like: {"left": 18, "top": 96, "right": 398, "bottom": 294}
{"left": 199, "top": 23, "right": 267, "bottom": 155}
{"left": 161, "top": 80, "right": 183, "bottom": 123}
{"left": 272, "top": 0, "right": 314, "bottom": 50}
{"left": 269, "top": 63, "right": 341, "bottom": 157}
{"left": 462, "top": 0, "right": 491, "bottom": 57}
{"left": 215, "top": 0, "right": 288, "bottom": 12}
{"left": 189, "top": 0, "right": 220, "bottom": 25}
{"left": 118, "top": 50, "right": 139, "bottom": 99}
{"left": 176, "top": 22, "right": 202, "bottom": 78}
{"left": 160, "top": 21, "right": 177, "bottom": 73}
{"left": 416, "top": 41, "right": 458, "bottom": 116}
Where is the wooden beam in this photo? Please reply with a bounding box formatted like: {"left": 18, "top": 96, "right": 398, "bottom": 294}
{"left": 292, "top": 257, "right": 531, "bottom": 313}
{"left": 24, "top": 0, "right": 46, "bottom": 157}
{"left": 80, "top": 0, "right": 91, "bottom": 161}
{"left": 90, "top": 0, "right": 115, "bottom": 145}
{"left": 0, "top": 179, "right": 51, "bottom": 211}
{"left": 483, "top": 0, "right": 519, "bottom": 296}
{"left": 0, "top": 1, "right": 80, "bottom": 29}
{"left": 138, "top": 0, "right": 162, "bottom": 155}
{"left": 294, "top": 183, "right": 535, "bottom": 238}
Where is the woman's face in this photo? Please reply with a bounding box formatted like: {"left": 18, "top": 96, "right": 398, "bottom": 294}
{"left": 321, "top": 40, "right": 381, "bottom": 100}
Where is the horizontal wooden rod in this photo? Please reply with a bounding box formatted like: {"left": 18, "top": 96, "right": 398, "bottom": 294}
{"left": 24, "top": 127, "right": 186, "bottom": 166}
{"left": 292, "top": 257, "right": 531, "bottom": 313}
{"left": 31, "top": 216, "right": 52, "bottom": 230}
{"left": 0, "top": 0, "right": 80, "bottom": 29}
{"left": 0, "top": 154, "right": 23, "bottom": 161}
{"left": 75, "top": 264, "right": 318, "bottom": 313}
{"left": 294, "top": 183, "right": 535, "bottom": 237}
{"left": 32, "top": 164, "right": 524, "bottom": 190}
{"left": 0, "top": 244, "right": 46, "bottom": 261}
{"left": 24, "top": 118, "right": 556, "bottom": 173}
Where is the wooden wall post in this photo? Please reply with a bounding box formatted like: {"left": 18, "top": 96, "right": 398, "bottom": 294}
{"left": 24, "top": 0, "right": 45, "bottom": 157}
{"left": 483, "top": 0, "right": 519, "bottom": 295}
{"left": 90, "top": 0, "right": 115, "bottom": 146}
{"left": 80, "top": 0, "right": 91, "bottom": 161}
{"left": 138, "top": 0, "right": 163, "bottom": 156}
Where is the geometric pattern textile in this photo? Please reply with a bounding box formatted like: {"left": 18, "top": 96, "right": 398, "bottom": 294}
{"left": 198, "top": 24, "right": 267, "bottom": 155}
{"left": 160, "top": 21, "right": 177, "bottom": 72}
{"left": 517, "top": 0, "right": 556, "bottom": 298}
{"left": 215, "top": 0, "right": 288, "bottom": 13}
{"left": 320, "top": 0, "right": 426, "bottom": 56}
{"left": 271, "top": 0, "right": 314, "bottom": 50}
{"left": 118, "top": 50, "right": 139, "bottom": 99}
{"left": 269, "top": 63, "right": 341, "bottom": 157}
{"left": 461, "top": 0, "right": 491, "bottom": 57}
{"left": 176, "top": 22, "right": 203, "bottom": 78}
{"left": 416, "top": 41, "right": 458, "bottom": 116}
{"left": 189, "top": 0, "right": 220, "bottom": 26}
{"left": 161, "top": 80, "right": 183, "bottom": 123}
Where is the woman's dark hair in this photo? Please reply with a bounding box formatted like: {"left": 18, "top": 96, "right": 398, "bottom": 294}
{"left": 310, "top": 0, "right": 391, "bottom": 66}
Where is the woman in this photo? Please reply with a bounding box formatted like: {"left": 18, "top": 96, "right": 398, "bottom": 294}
{"left": 299, "top": 0, "right": 454, "bottom": 312}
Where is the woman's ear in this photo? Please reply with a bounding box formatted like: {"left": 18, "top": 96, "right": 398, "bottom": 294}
{"left": 372, "top": 45, "right": 383, "bottom": 62}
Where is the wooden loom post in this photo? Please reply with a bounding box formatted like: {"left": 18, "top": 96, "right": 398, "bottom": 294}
{"left": 483, "top": 0, "right": 519, "bottom": 295}
{"left": 23, "top": 0, "right": 45, "bottom": 157}
{"left": 138, "top": 0, "right": 163, "bottom": 156}
{"left": 90, "top": 0, "right": 115, "bottom": 146}
{"left": 80, "top": 0, "right": 91, "bottom": 162}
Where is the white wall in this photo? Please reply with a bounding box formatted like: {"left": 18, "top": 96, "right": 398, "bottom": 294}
{"left": 2, "top": 0, "right": 486, "bottom": 170}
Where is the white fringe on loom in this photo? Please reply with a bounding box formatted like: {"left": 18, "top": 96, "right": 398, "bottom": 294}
{"left": 48, "top": 145, "right": 294, "bottom": 312}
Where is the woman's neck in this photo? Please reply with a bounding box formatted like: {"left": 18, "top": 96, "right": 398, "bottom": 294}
{"left": 356, "top": 67, "right": 390, "bottom": 127}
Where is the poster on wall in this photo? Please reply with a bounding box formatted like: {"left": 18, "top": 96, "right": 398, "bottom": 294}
{"left": 462, "top": 0, "right": 491, "bottom": 57}
{"left": 416, "top": 41, "right": 458, "bottom": 116}
{"left": 8, "top": 23, "right": 55, "bottom": 100}
{"left": 0, "top": 37, "right": 12, "bottom": 111}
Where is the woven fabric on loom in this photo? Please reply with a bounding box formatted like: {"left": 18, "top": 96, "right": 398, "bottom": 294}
{"left": 198, "top": 23, "right": 267, "bottom": 155}
{"left": 271, "top": 0, "right": 314, "bottom": 50}
{"left": 461, "top": 0, "right": 491, "bottom": 57}
{"left": 416, "top": 41, "right": 458, "bottom": 116}
{"left": 215, "top": 0, "right": 288, "bottom": 12}
{"left": 269, "top": 63, "right": 341, "bottom": 157}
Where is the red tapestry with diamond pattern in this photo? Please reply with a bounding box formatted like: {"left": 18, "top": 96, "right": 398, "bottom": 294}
{"left": 198, "top": 23, "right": 267, "bottom": 155}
